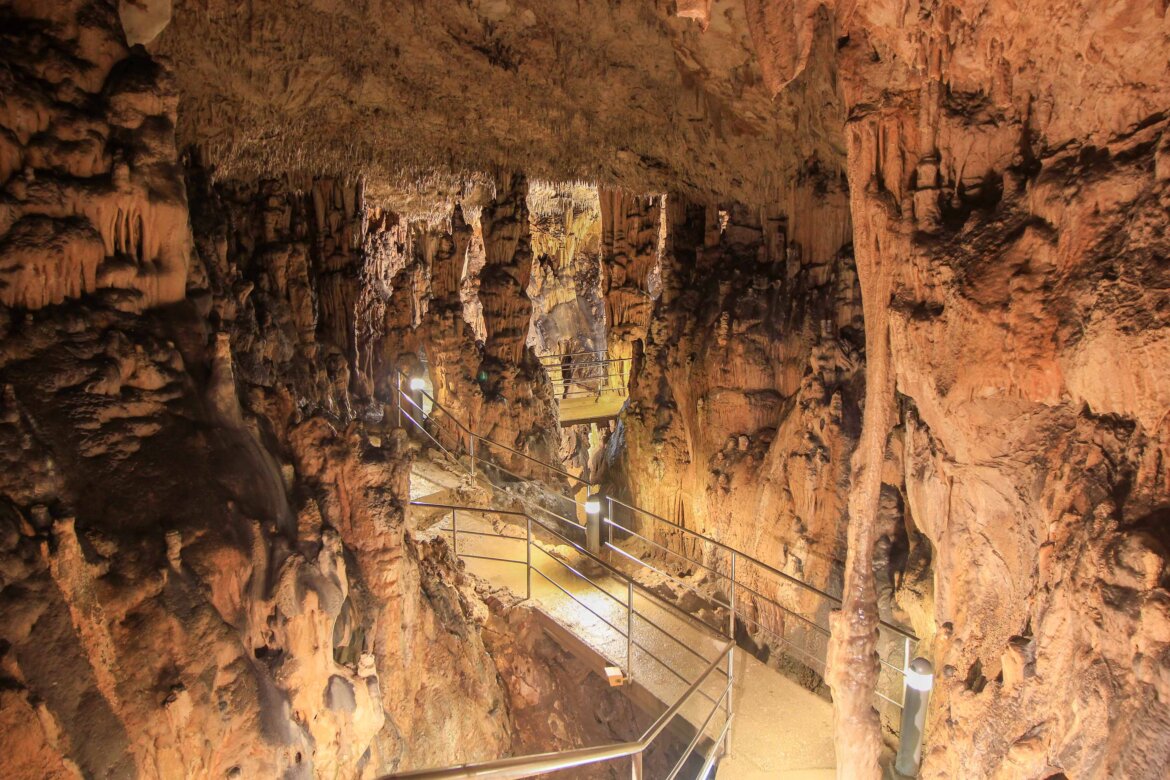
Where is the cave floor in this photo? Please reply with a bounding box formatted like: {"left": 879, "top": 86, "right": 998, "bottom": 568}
{"left": 410, "top": 456, "right": 836, "bottom": 778}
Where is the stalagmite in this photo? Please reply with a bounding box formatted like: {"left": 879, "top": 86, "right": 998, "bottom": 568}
{"left": 420, "top": 205, "right": 482, "bottom": 425}
{"left": 476, "top": 173, "right": 560, "bottom": 473}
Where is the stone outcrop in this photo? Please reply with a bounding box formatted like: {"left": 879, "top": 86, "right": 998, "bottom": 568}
{"left": 153, "top": 0, "right": 838, "bottom": 208}
{"left": 599, "top": 189, "right": 661, "bottom": 390}
{"left": 747, "top": 1, "right": 1170, "bottom": 777}
{"left": 0, "top": 8, "right": 648, "bottom": 768}
{"left": 4, "top": 1, "right": 1170, "bottom": 779}
{"left": 476, "top": 173, "right": 560, "bottom": 474}
{"left": 0, "top": 0, "right": 189, "bottom": 313}
{"left": 419, "top": 205, "right": 482, "bottom": 429}
{"left": 526, "top": 183, "right": 605, "bottom": 360}
{"left": 611, "top": 176, "right": 861, "bottom": 689}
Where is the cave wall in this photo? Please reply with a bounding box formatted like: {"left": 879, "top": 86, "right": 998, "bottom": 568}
{"left": 0, "top": 4, "right": 636, "bottom": 776}
{"left": 612, "top": 174, "right": 861, "bottom": 686}
{"left": 0, "top": 0, "right": 189, "bottom": 312}
{"left": 154, "top": 0, "right": 839, "bottom": 209}
{"left": 526, "top": 183, "right": 605, "bottom": 360}
{"left": 599, "top": 187, "right": 661, "bottom": 390}
{"left": 476, "top": 173, "right": 561, "bottom": 474}
{"left": 749, "top": 1, "right": 1170, "bottom": 777}
{"left": 4, "top": 0, "right": 1170, "bottom": 778}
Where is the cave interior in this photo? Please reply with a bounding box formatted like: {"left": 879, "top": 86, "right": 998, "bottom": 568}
{"left": 1, "top": 1, "right": 1169, "bottom": 779}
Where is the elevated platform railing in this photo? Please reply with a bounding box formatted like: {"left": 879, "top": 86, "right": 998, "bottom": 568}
{"left": 537, "top": 349, "right": 631, "bottom": 403}
{"left": 398, "top": 499, "right": 734, "bottom": 779}
{"left": 392, "top": 369, "right": 920, "bottom": 718}
{"left": 603, "top": 498, "right": 917, "bottom": 713}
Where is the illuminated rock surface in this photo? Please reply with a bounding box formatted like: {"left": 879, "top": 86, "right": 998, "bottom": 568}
{"left": 1, "top": 0, "right": 1168, "bottom": 778}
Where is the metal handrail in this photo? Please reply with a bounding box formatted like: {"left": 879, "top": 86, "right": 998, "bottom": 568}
{"left": 397, "top": 499, "right": 735, "bottom": 780}
{"left": 418, "top": 501, "right": 732, "bottom": 649}
{"left": 540, "top": 357, "right": 633, "bottom": 368}
{"left": 537, "top": 351, "right": 634, "bottom": 362}
{"left": 386, "top": 642, "right": 733, "bottom": 780}
{"left": 396, "top": 371, "right": 919, "bottom": 710}
{"left": 397, "top": 371, "right": 590, "bottom": 490}
{"left": 400, "top": 374, "right": 589, "bottom": 491}
{"left": 608, "top": 498, "right": 918, "bottom": 643}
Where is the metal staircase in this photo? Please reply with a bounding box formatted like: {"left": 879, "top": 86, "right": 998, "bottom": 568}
{"left": 399, "top": 500, "right": 733, "bottom": 779}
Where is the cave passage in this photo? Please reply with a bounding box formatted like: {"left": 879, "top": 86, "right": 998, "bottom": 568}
{"left": 1, "top": 2, "right": 1168, "bottom": 780}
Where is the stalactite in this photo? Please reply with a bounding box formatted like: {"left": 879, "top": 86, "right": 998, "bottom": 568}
{"left": 475, "top": 173, "right": 560, "bottom": 473}
{"left": 420, "top": 205, "right": 482, "bottom": 424}
{"left": 599, "top": 188, "right": 661, "bottom": 389}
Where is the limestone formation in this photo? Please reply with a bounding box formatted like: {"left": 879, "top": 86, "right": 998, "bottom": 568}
{"left": 0, "top": 0, "right": 189, "bottom": 313}
{"left": 476, "top": 173, "right": 560, "bottom": 475}
{"left": 599, "top": 188, "right": 661, "bottom": 390}
{"left": 419, "top": 205, "right": 482, "bottom": 429}
{"left": 2, "top": 0, "right": 1169, "bottom": 778}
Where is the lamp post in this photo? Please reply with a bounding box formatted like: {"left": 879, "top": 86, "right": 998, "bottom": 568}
{"left": 585, "top": 489, "right": 602, "bottom": 554}
{"left": 408, "top": 375, "right": 426, "bottom": 427}
{"left": 895, "top": 657, "right": 934, "bottom": 777}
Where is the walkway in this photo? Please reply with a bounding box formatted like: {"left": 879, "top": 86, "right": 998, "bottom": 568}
{"left": 538, "top": 351, "right": 630, "bottom": 425}
{"left": 410, "top": 460, "right": 836, "bottom": 778}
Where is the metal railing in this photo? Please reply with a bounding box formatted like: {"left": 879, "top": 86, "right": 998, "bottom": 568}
{"left": 604, "top": 498, "right": 917, "bottom": 712}
{"left": 399, "top": 500, "right": 734, "bottom": 779}
{"left": 393, "top": 369, "right": 919, "bottom": 714}
{"left": 537, "top": 349, "right": 632, "bottom": 400}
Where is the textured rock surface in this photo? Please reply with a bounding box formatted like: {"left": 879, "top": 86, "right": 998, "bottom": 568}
{"left": 4, "top": 0, "right": 1170, "bottom": 778}
{"left": 153, "top": 0, "right": 840, "bottom": 205}
{"left": 526, "top": 183, "right": 604, "bottom": 360}
{"left": 0, "top": 0, "right": 189, "bottom": 312}
{"left": 610, "top": 179, "right": 862, "bottom": 692}
{"left": 599, "top": 188, "right": 661, "bottom": 389}
{"left": 475, "top": 173, "right": 561, "bottom": 475}
{"left": 0, "top": 8, "right": 650, "bottom": 771}
{"left": 747, "top": 1, "right": 1170, "bottom": 777}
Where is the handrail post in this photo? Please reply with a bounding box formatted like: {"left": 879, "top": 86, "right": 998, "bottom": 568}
{"left": 728, "top": 551, "right": 737, "bottom": 640}
{"left": 451, "top": 509, "right": 457, "bottom": 559}
{"left": 903, "top": 636, "right": 912, "bottom": 702}
{"left": 585, "top": 488, "right": 602, "bottom": 555}
{"left": 607, "top": 496, "right": 614, "bottom": 546}
{"left": 626, "top": 580, "right": 635, "bottom": 684}
{"left": 525, "top": 516, "right": 532, "bottom": 601}
{"left": 630, "top": 751, "right": 643, "bottom": 780}
{"left": 396, "top": 372, "right": 403, "bottom": 428}
{"left": 895, "top": 658, "right": 934, "bottom": 777}
{"left": 727, "top": 549, "right": 736, "bottom": 750}
{"left": 469, "top": 431, "right": 476, "bottom": 477}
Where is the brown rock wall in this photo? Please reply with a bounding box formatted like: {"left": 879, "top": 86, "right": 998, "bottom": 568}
{"left": 0, "top": 0, "right": 189, "bottom": 313}
{"left": 613, "top": 176, "right": 860, "bottom": 685}
{"left": 739, "top": 1, "right": 1170, "bottom": 775}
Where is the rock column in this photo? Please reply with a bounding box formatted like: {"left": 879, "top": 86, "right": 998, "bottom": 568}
{"left": 477, "top": 174, "right": 559, "bottom": 472}
{"left": 599, "top": 188, "right": 661, "bottom": 390}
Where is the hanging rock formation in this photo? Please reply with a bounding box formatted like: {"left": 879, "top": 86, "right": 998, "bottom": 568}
{"left": 476, "top": 173, "right": 560, "bottom": 474}
{"left": 612, "top": 175, "right": 863, "bottom": 691}
{"left": 419, "top": 205, "right": 482, "bottom": 428}
{"left": 526, "top": 183, "right": 605, "bottom": 360}
{"left": 599, "top": 188, "right": 661, "bottom": 390}
{"left": 0, "top": 0, "right": 189, "bottom": 313}
{"left": 3, "top": 0, "right": 1170, "bottom": 778}
{"left": 748, "top": 1, "right": 1170, "bottom": 777}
